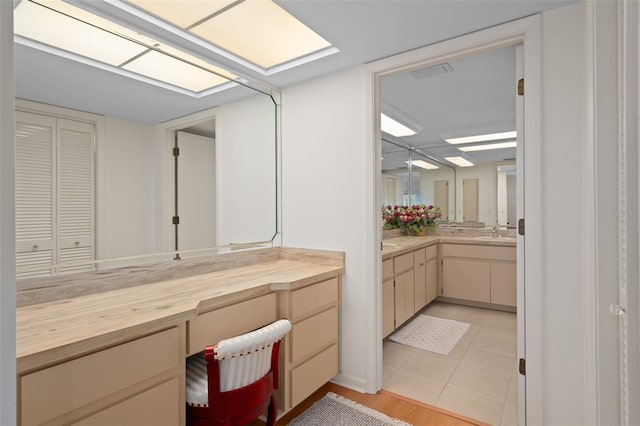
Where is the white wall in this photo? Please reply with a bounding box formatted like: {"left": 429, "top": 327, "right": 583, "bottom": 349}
{"left": 454, "top": 162, "right": 497, "bottom": 225}
{"left": 0, "top": 1, "right": 15, "bottom": 423}
{"left": 216, "top": 93, "right": 277, "bottom": 245}
{"left": 281, "top": 66, "right": 372, "bottom": 390}
{"left": 280, "top": 2, "right": 624, "bottom": 424}
{"left": 100, "top": 117, "right": 155, "bottom": 260}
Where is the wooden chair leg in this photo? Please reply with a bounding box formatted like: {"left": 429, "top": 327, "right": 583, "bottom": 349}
{"left": 266, "top": 395, "right": 277, "bottom": 426}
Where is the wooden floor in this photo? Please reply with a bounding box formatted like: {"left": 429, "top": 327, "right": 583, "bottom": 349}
{"left": 253, "top": 382, "right": 489, "bottom": 425}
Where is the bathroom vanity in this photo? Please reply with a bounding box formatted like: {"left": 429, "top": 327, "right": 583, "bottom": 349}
{"left": 382, "top": 234, "right": 516, "bottom": 338}
{"left": 16, "top": 247, "right": 344, "bottom": 426}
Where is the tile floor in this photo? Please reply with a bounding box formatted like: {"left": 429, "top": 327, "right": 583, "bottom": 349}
{"left": 383, "top": 302, "right": 518, "bottom": 426}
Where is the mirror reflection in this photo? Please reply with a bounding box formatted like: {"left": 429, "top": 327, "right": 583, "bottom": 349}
{"left": 14, "top": 0, "right": 280, "bottom": 277}
{"left": 380, "top": 44, "right": 518, "bottom": 230}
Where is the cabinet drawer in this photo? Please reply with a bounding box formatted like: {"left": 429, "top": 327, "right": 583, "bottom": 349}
{"left": 425, "top": 244, "right": 437, "bottom": 260}
{"left": 21, "top": 328, "right": 180, "bottom": 426}
{"left": 291, "top": 277, "right": 339, "bottom": 320}
{"left": 74, "top": 378, "right": 180, "bottom": 426}
{"left": 394, "top": 252, "right": 413, "bottom": 274}
{"left": 441, "top": 244, "right": 515, "bottom": 261}
{"left": 189, "top": 293, "right": 276, "bottom": 354}
{"left": 382, "top": 259, "right": 394, "bottom": 281}
{"left": 290, "top": 344, "right": 339, "bottom": 407}
{"left": 291, "top": 307, "right": 338, "bottom": 363}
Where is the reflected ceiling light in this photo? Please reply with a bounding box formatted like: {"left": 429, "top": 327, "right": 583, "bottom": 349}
{"left": 445, "top": 131, "right": 517, "bottom": 145}
{"left": 381, "top": 113, "right": 417, "bottom": 137}
{"left": 14, "top": 0, "right": 238, "bottom": 95}
{"left": 458, "top": 141, "right": 517, "bottom": 152}
{"left": 127, "top": 0, "right": 334, "bottom": 70}
{"left": 445, "top": 156, "right": 475, "bottom": 167}
{"left": 406, "top": 160, "right": 439, "bottom": 170}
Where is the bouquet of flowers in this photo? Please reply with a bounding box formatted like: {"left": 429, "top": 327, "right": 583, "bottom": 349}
{"left": 382, "top": 204, "right": 442, "bottom": 235}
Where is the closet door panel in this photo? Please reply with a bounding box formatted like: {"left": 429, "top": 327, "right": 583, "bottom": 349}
{"left": 15, "top": 111, "right": 56, "bottom": 277}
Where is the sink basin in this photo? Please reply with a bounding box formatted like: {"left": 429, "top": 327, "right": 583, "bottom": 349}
{"left": 382, "top": 243, "right": 399, "bottom": 250}
{"left": 474, "top": 236, "right": 515, "bottom": 241}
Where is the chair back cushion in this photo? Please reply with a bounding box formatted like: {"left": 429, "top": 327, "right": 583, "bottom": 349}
{"left": 215, "top": 319, "right": 291, "bottom": 392}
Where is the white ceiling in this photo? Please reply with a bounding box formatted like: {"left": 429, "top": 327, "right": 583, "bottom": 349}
{"left": 14, "top": 0, "right": 575, "bottom": 127}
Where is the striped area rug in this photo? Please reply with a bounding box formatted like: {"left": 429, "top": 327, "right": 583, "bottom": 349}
{"left": 287, "top": 392, "right": 411, "bottom": 426}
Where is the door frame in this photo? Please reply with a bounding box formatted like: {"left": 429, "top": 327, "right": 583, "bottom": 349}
{"left": 366, "top": 14, "right": 543, "bottom": 424}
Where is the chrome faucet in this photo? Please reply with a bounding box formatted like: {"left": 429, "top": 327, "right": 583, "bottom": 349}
{"left": 492, "top": 224, "right": 501, "bottom": 238}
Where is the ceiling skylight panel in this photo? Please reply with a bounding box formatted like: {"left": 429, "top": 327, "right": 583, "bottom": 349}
{"left": 156, "top": 44, "right": 237, "bottom": 81}
{"left": 15, "top": 0, "right": 148, "bottom": 66}
{"left": 123, "top": 50, "right": 230, "bottom": 92}
{"left": 125, "top": 0, "right": 237, "bottom": 28}
{"left": 189, "top": 0, "right": 332, "bottom": 69}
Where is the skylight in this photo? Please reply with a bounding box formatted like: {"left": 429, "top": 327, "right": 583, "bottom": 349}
{"left": 126, "top": 0, "right": 334, "bottom": 70}
{"left": 445, "top": 131, "right": 517, "bottom": 145}
{"left": 445, "top": 156, "right": 475, "bottom": 167}
{"left": 381, "top": 113, "right": 418, "bottom": 137}
{"left": 407, "top": 160, "right": 439, "bottom": 170}
{"left": 14, "top": 0, "right": 238, "bottom": 95}
{"left": 458, "top": 141, "right": 517, "bottom": 152}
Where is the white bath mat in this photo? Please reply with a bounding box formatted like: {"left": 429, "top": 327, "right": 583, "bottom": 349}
{"left": 389, "top": 314, "right": 470, "bottom": 355}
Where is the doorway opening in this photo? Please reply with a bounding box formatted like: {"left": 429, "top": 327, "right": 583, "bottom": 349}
{"left": 374, "top": 34, "right": 528, "bottom": 426}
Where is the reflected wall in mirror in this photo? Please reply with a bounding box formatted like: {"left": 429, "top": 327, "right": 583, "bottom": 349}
{"left": 497, "top": 164, "right": 517, "bottom": 226}
{"left": 380, "top": 44, "right": 519, "bottom": 229}
{"left": 381, "top": 140, "right": 455, "bottom": 220}
{"left": 14, "top": 0, "right": 280, "bottom": 277}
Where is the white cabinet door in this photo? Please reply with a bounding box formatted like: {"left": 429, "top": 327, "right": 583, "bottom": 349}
{"left": 442, "top": 258, "right": 490, "bottom": 303}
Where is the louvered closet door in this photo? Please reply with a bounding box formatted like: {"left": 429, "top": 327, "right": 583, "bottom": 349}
{"left": 57, "top": 118, "right": 95, "bottom": 273}
{"left": 15, "top": 111, "right": 56, "bottom": 277}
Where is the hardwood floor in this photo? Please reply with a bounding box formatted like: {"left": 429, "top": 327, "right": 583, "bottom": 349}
{"left": 252, "top": 382, "right": 489, "bottom": 425}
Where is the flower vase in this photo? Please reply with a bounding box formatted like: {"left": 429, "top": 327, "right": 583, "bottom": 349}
{"left": 406, "top": 226, "right": 428, "bottom": 236}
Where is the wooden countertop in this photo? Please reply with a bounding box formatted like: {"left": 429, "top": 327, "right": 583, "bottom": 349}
{"left": 382, "top": 235, "right": 516, "bottom": 260}
{"left": 17, "top": 248, "right": 344, "bottom": 374}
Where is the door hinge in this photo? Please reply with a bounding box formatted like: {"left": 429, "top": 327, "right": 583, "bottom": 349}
{"left": 518, "top": 218, "right": 525, "bottom": 236}
{"left": 517, "top": 78, "right": 524, "bottom": 96}
{"left": 173, "top": 147, "right": 180, "bottom": 156}
{"left": 172, "top": 216, "right": 180, "bottom": 225}
{"left": 519, "top": 358, "right": 526, "bottom": 375}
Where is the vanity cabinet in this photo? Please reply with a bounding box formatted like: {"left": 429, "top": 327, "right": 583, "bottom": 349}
{"left": 278, "top": 276, "right": 341, "bottom": 410}
{"left": 441, "top": 244, "right": 516, "bottom": 307}
{"left": 19, "top": 326, "right": 184, "bottom": 426}
{"left": 383, "top": 244, "right": 439, "bottom": 338}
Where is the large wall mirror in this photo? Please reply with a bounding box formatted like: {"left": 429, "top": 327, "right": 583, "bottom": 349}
{"left": 380, "top": 44, "right": 519, "bottom": 229}
{"left": 13, "top": 0, "right": 280, "bottom": 278}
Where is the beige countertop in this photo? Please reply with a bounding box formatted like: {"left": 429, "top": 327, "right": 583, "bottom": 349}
{"left": 382, "top": 235, "right": 516, "bottom": 260}
{"left": 17, "top": 248, "right": 344, "bottom": 374}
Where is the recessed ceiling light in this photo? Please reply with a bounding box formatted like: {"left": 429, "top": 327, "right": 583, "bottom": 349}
{"left": 381, "top": 113, "right": 417, "bottom": 137}
{"left": 445, "top": 131, "right": 517, "bottom": 145}
{"left": 459, "top": 141, "right": 517, "bottom": 152}
{"left": 445, "top": 156, "right": 475, "bottom": 167}
{"left": 125, "top": 0, "right": 236, "bottom": 28}
{"left": 406, "top": 160, "right": 439, "bottom": 170}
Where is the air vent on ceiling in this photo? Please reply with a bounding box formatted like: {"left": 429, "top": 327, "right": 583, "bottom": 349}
{"left": 410, "top": 63, "right": 453, "bottom": 79}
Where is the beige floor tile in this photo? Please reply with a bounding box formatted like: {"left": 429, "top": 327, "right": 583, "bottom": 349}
{"left": 501, "top": 401, "right": 518, "bottom": 426}
{"left": 383, "top": 368, "right": 446, "bottom": 405}
{"left": 507, "top": 372, "right": 518, "bottom": 403}
{"left": 470, "top": 333, "right": 517, "bottom": 357}
{"left": 460, "top": 347, "right": 516, "bottom": 375}
{"left": 383, "top": 340, "right": 414, "bottom": 382}
{"left": 455, "top": 323, "right": 481, "bottom": 348}
{"left": 483, "top": 310, "right": 517, "bottom": 329}
{"left": 395, "top": 350, "right": 458, "bottom": 383}
{"left": 477, "top": 324, "right": 517, "bottom": 340}
{"left": 444, "top": 306, "right": 489, "bottom": 325}
{"left": 435, "top": 383, "right": 505, "bottom": 425}
{"left": 448, "top": 363, "right": 511, "bottom": 399}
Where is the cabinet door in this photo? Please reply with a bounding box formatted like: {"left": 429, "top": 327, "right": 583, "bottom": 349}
{"left": 413, "top": 248, "right": 426, "bottom": 312}
{"left": 426, "top": 257, "right": 438, "bottom": 304}
{"left": 382, "top": 278, "right": 395, "bottom": 337}
{"left": 395, "top": 270, "right": 414, "bottom": 326}
{"left": 490, "top": 262, "right": 517, "bottom": 307}
{"left": 442, "top": 258, "right": 490, "bottom": 303}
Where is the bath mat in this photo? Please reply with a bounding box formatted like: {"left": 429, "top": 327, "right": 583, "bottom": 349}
{"left": 287, "top": 392, "right": 411, "bottom": 426}
{"left": 389, "top": 314, "right": 470, "bottom": 355}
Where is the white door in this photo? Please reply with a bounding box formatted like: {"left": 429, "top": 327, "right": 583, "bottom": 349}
{"left": 176, "top": 131, "right": 216, "bottom": 252}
